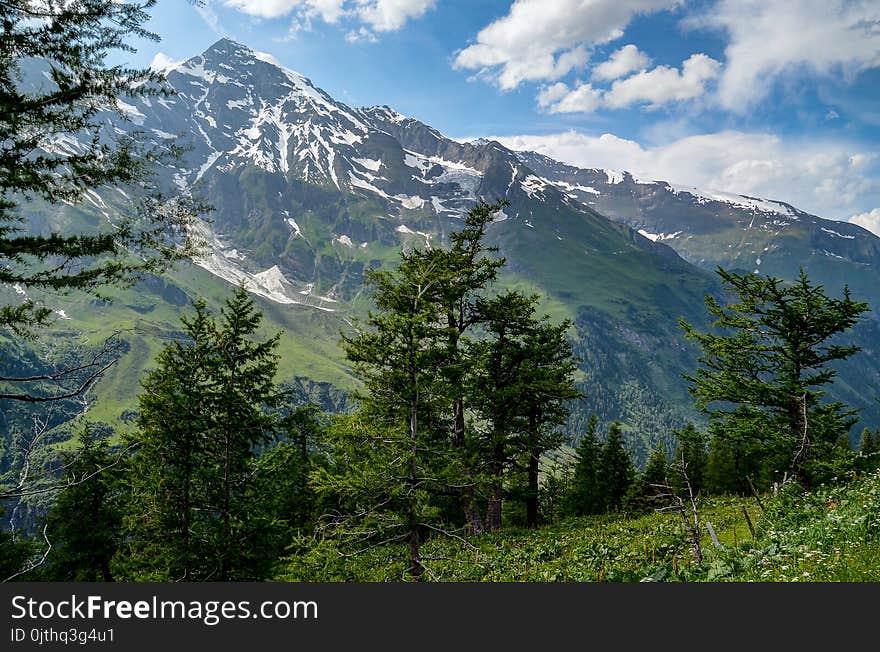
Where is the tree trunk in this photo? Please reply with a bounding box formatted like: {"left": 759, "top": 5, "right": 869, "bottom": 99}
{"left": 485, "top": 477, "right": 502, "bottom": 531}
{"left": 408, "top": 365, "right": 423, "bottom": 581}
{"left": 485, "top": 442, "right": 504, "bottom": 531}
{"left": 526, "top": 451, "right": 540, "bottom": 528}
{"left": 407, "top": 524, "right": 423, "bottom": 582}
{"left": 221, "top": 427, "right": 231, "bottom": 580}
{"left": 789, "top": 393, "right": 810, "bottom": 486}
{"left": 453, "top": 395, "right": 484, "bottom": 534}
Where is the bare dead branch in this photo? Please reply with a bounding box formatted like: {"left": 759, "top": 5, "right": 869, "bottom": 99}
{"left": 2, "top": 524, "right": 52, "bottom": 583}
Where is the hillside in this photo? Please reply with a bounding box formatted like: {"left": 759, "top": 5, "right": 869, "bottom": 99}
{"left": 282, "top": 470, "right": 880, "bottom": 582}
{"left": 8, "top": 38, "right": 880, "bottom": 454}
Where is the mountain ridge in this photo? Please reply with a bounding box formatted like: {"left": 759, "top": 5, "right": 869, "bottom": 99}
{"left": 11, "top": 37, "right": 880, "bottom": 450}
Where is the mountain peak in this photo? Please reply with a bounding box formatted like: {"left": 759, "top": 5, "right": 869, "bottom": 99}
{"left": 197, "top": 37, "right": 258, "bottom": 63}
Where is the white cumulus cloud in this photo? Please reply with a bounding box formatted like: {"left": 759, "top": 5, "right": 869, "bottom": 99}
{"left": 592, "top": 44, "right": 651, "bottom": 81}
{"left": 223, "top": 0, "right": 302, "bottom": 19}
{"left": 354, "top": 0, "right": 435, "bottom": 32}
{"left": 604, "top": 53, "right": 720, "bottom": 109}
{"left": 220, "top": 0, "right": 432, "bottom": 35}
{"left": 688, "top": 0, "right": 880, "bottom": 112}
{"left": 453, "top": 0, "right": 680, "bottom": 90}
{"left": 538, "top": 82, "right": 604, "bottom": 113}
{"left": 537, "top": 54, "right": 720, "bottom": 113}
{"left": 488, "top": 130, "right": 880, "bottom": 222}
{"left": 849, "top": 208, "right": 880, "bottom": 237}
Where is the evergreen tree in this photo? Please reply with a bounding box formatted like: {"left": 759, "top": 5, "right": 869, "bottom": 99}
{"left": 469, "top": 290, "right": 577, "bottom": 530}
{"left": 122, "top": 288, "right": 287, "bottom": 581}
{"left": 431, "top": 199, "right": 506, "bottom": 533}
{"left": 624, "top": 442, "right": 668, "bottom": 513}
{"left": 643, "top": 443, "right": 669, "bottom": 488}
{"left": 516, "top": 318, "right": 579, "bottom": 527}
{"left": 0, "top": 0, "right": 202, "bottom": 514}
{"left": 704, "top": 434, "right": 761, "bottom": 495}
{"left": 681, "top": 268, "right": 868, "bottom": 487}
{"left": 566, "top": 415, "right": 602, "bottom": 516}
{"left": 598, "top": 423, "right": 634, "bottom": 511}
{"left": 672, "top": 422, "right": 708, "bottom": 495}
{"left": 857, "top": 427, "right": 880, "bottom": 473}
{"left": 336, "top": 246, "right": 452, "bottom": 580}
{"left": 538, "top": 458, "right": 572, "bottom": 525}
{"left": 1, "top": 0, "right": 200, "bottom": 335}
{"left": 41, "top": 424, "right": 122, "bottom": 581}
{"left": 246, "top": 406, "right": 324, "bottom": 578}
{"left": 0, "top": 511, "right": 36, "bottom": 581}
{"left": 206, "top": 287, "right": 283, "bottom": 580}
{"left": 122, "top": 300, "right": 216, "bottom": 580}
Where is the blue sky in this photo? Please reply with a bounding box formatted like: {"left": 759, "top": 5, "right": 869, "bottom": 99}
{"left": 128, "top": 0, "right": 879, "bottom": 232}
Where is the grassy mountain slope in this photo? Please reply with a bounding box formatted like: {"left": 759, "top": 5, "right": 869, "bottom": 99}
{"left": 283, "top": 470, "right": 880, "bottom": 582}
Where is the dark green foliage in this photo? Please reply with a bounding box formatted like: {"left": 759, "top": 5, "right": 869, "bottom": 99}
{"left": 0, "top": 0, "right": 200, "bottom": 335}
{"left": 335, "top": 236, "right": 455, "bottom": 580}
{"left": 428, "top": 199, "right": 506, "bottom": 533}
{"left": 598, "top": 422, "right": 635, "bottom": 512}
{"left": 537, "top": 458, "right": 572, "bottom": 525}
{"left": 566, "top": 414, "right": 602, "bottom": 516}
{"left": 0, "top": 511, "right": 36, "bottom": 581}
{"left": 469, "top": 290, "right": 579, "bottom": 529}
{"left": 624, "top": 442, "right": 668, "bottom": 513}
{"left": 682, "top": 268, "right": 869, "bottom": 487}
{"left": 40, "top": 424, "right": 122, "bottom": 581}
{"left": 120, "top": 287, "right": 293, "bottom": 581}
{"left": 317, "top": 200, "right": 579, "bottom": 577}
{"left": 857, "top": 427, "right": 880, "bottom": 473}
{"left": 705, "top": 433, "right": 762, "bottom": 495}
{"left": 672, "top": 422, "right": 708, "bottom": 495}
{"left": 643, "top": 443, "right": 670, "bottom": 488}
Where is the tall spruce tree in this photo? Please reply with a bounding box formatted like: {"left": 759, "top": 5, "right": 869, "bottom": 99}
{"left": 681, "top": 268, "right": 868, "bottom": 487}
{"left": 337, "top": 247, "right": 452, "bottom": 580}
{"left": 468, "top": 290, "right": 578, "bottom": 530}
{"left": 598, "top": 423, "right": 634, "bottom": 512}
{"left": 207, "top": 287, "right": 283, "bottom": 580}
{"left": 122, "top": 300, "right": 216, "bottom": 580}
{"left": 122, "top": 288, "right": 287, "bottom": 581}
{"left": 516, "top": 318, "right": 579, "bottom": 527}
{"left": 470, "top": 291, "right": 541, "bottom": 531}
{"left": 432, "top": 200, "right": 506, "bottom": 533}
{"left": 566, "top": 414, "right": 602, "bottom": 516}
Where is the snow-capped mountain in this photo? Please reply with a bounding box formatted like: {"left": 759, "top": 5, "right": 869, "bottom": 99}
{"left": 19, "top": 38, "right": 880, "bottom": 445}
{"left": 121, "top": 38, "right": 604, "bottom": 307}
{"left": 143, "top": 38, "right": 578, "bottom": 219}
{"left": 517, "top": 150, "right": 880, "bottom": 289}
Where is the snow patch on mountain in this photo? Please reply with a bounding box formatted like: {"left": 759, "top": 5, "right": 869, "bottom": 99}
{"left": 397, "top": 195, "right": 425, "bottom": 210}
{"left": 352, "top": 157, "right": 383, "bottom": 172}
{"left": 820, "top": 227, "right": 855, "bottom": 240}
{"left": 553, "top": 180, "right": 600, "bottom": 195}
{"left": 666, "top": 183, "right": 796, "bottom": 217}
{"left": 605, "top": 170, "right": 625, "bottom": 184}
{"left": 116, "top": 100, "right": 145, "bottom": 125}
{"left": 285, "top": 217, "right": 302, "bottom": 237}
{"left": 396, "top": 224, "right": 432, "bottom": 246}
{"left": 191, "top": 220, "right": 335, "bottom": 311}
{"left": 521, "top": 175, "right": 550, "bottom": 199}
{"left": 637, "top": 229, "right": 682, "bottom": 242}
